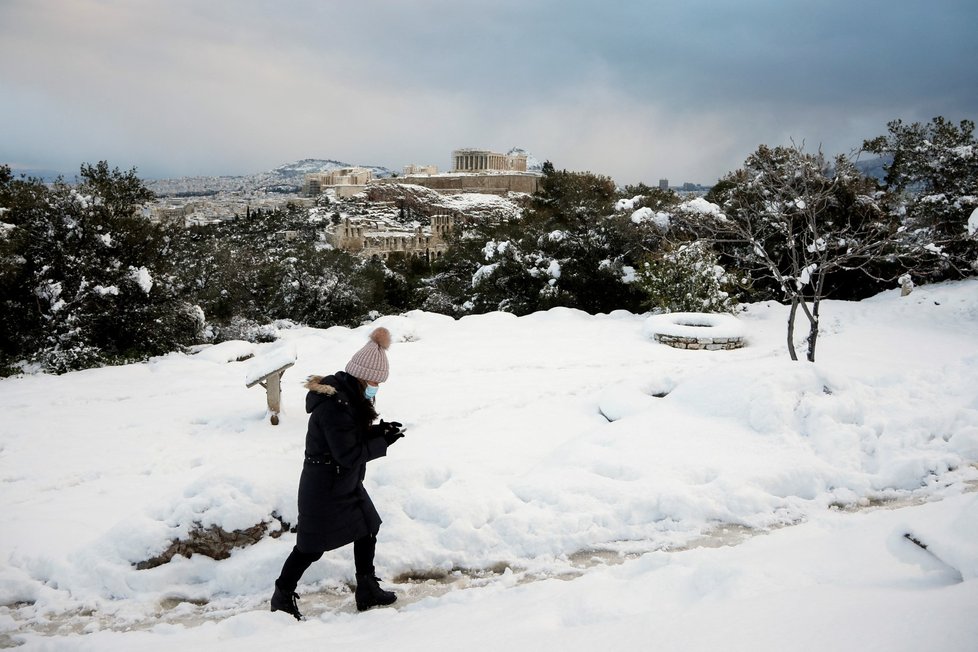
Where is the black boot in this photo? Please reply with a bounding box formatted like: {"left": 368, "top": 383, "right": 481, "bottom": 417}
{"left": 355, "top": 574, "right": 397, "bottom": 611}
{"left": 270, "top": 582, "right": 304, "bottom": 620}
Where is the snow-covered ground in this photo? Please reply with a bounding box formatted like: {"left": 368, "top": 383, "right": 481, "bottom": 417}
{"left": 437, "top": 191, "right": 525, "bottom": 218}
{"left": 2, "top": 280, "right": 977, "bottom": 650}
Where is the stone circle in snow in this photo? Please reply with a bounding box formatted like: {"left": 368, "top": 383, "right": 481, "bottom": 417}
{"left": 643, "top": 312, "right": 746, "bottom": 350}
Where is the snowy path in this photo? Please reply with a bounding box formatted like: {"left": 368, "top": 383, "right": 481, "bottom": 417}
{"left": 7, "top": 491, "right": 978, "bottom": 651}
{"left": 6, "top": 484, "right": 975, "bottom": 646}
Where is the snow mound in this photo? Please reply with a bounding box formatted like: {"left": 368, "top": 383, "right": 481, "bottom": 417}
{"left": 193, "top": 340, "right": 257, "bottom": 363}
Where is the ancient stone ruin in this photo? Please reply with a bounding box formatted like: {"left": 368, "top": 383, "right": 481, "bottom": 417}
{"left": 644, "top": 312, "right": 747, "bottom": 351}
{"left": 652, "top": 332, "right": 745, "bottom": 350}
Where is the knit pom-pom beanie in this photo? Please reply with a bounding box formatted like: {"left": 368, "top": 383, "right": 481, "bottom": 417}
{"left": 345, "top": 327, "right": 391, "bottom": 383}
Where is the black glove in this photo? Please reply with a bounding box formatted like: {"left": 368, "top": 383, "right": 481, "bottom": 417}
{"left": 370, "top": 420, "right": 402, "bottom": 439}
{"left": 382, "top": 422, "right": 405, "bottom": 446}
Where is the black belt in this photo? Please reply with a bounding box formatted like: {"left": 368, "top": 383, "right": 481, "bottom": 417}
{"left": 304, "top": 454, "right": 341, "bottom": 473}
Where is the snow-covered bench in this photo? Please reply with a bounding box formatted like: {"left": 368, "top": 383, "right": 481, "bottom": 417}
{"left": 245, "top": 344, "right": 297, "bottom": 425}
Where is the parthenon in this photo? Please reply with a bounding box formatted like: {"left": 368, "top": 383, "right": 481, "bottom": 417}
{"left": 451, "top": 149, "right": 528, "bottom": 173}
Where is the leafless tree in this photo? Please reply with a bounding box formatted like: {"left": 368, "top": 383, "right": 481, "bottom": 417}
{"left": 698, "top": 144, "right": 900, "bottom": 362}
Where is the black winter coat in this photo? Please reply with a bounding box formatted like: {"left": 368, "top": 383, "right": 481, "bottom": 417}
{"left": 296, "top": 372, "right": 389, "bottom": 553}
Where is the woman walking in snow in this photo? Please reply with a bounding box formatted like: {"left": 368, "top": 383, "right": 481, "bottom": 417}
{"left": 271, "top": 327, "right": 406, "bottom": 619}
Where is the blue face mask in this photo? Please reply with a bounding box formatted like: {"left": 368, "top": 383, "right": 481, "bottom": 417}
{"left": 364, "top": 385, "right": 379, "bottom": 400}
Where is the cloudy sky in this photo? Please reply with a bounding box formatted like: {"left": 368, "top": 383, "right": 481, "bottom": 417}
{"left": 1, "top": 0, "right": 975, "bottom": 186}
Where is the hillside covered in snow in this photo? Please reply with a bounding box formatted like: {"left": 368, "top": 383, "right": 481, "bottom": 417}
{"left": 1, "top": 280, "right": 976, "bottom": 650}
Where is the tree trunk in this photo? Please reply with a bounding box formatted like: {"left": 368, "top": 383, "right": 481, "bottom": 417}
{"left": 806, "top": 272, "right": 827, "bottom": 363}
{"left": 786, "top": 296, "right": 800, "bottom": 361}
{"left": 797, "top": 296, "right": 819, "bottom": 363}
{"left": 806, "top": 297, "right": 820, "bottom": 362}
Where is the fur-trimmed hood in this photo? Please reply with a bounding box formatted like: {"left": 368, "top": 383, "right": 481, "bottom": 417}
{"left": 304, "top": 375, "right": 338, "bottom": 396}
{"left": 304, "top": 371, "right": 380, "bottom": 429}
{"left": 304, "top": 373, "right": 344, "bottom": 415}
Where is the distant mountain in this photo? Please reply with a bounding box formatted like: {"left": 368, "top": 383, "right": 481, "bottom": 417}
{"left": 507, "top": 147, "right": 543, "bottom": 172}
{"left": 146, "top": 159, "right": 394, "bottom": 197}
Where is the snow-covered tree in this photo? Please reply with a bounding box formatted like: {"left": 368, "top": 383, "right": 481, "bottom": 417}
{"left": 863, "top": 116, "right": 978, "bottom": 279}
{"left": 167, "top": 207, "right": 387, "bottom": 334}
{"left": 524, "top": 168, "right": 644, "bottom": 313}
{"left": 636, "top": 240, "right": 736, "bottom": 314}
{"left": 0, "top": 163, "right": 203, "bottom": 373}
{"left": 467, "top": 238, "right": 540, "bottom": 313}
{"left": 425, "top": 168, "right": 646, "bottom": 316}
{"left": 706, "top": 145, "right": 898, "bottom": 362}
{"left": 272, "top": 249, "right": 379, "bottom": 328}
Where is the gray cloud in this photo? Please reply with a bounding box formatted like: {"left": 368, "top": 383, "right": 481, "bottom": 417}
{"left": 1, "top": 0, "right": 975, "bottom": 186}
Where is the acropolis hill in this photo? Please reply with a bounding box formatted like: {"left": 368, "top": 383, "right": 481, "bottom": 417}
{"left": 302, "top": 148, "right": 541, "bottom": 198}
{"left": 145, "top": 148, "right": 540, "bottom": 262}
